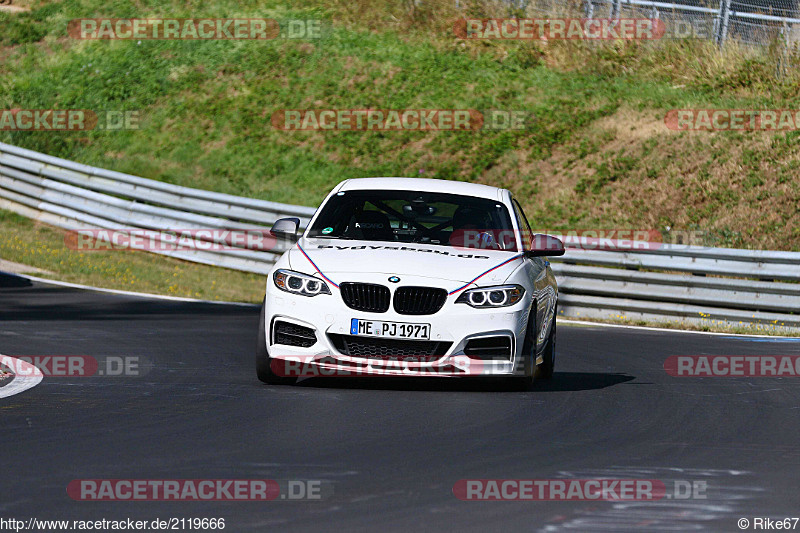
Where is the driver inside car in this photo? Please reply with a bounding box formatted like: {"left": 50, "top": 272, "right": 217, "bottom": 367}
{"left": 448, "top": 206, "right": 502, "bottom": 250}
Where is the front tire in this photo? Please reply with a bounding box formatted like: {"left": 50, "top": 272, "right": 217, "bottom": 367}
{"left": 538, "top": 311, "right": 556, "bottom": 380}
{"left": 256, "top": 299, "right": 295, "bottom": 385}
{"left": 509, "top": 307, "right": 538, "bottom": 391}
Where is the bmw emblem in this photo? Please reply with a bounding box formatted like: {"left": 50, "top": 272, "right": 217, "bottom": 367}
{"left": 388, "top": 276, "right": 400, "bottom": 283}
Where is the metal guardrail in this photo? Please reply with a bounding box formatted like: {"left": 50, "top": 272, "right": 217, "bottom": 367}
{"left": 0, "top": 142, "right": 315, "bottom": 274}
{"left": 0, "top": 142, "right": 798, "bottom": 330}
{"left": 551, "top": 260, "right": 800, "bottom": 328}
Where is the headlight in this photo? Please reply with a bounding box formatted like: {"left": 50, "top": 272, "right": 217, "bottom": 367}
{"left": 455, "top": 285, "right": 525, "bottom": 308}
{"left": 273, "top": 269, "right": 331, "bottom": 297}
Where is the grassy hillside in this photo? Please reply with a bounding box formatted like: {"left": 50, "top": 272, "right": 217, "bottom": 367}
{"left": 2, "top": 0, "right": 800, "bottom": 250}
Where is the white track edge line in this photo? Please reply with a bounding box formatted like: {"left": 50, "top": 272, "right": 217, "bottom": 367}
{"left": 0, "top": 354, "right": 43, "bottom": 398}
{"left": 559, "top": 319, "right": 800, "bottom": 339}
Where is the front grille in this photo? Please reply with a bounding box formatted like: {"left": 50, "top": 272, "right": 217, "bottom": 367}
{"left": 393, "top": 286, "right": 448, "bottom": 315}
{"left": 329, "top": 334, "right": 451, "bottom": 358}
{"left": 273, "top": 320, "right": 317, "bottom": 348}
{"left": 464, "top": 336, "right": 513, "bottom": 360}
{"left": 340, "top": 283, "right": 391, "bottom": 313}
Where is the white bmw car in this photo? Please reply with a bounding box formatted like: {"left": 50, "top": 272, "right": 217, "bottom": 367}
{"left": 256, "top": 177, "right": 563, "bottom": 388}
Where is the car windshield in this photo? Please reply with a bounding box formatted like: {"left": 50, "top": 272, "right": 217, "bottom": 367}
{"left": 306, "top": 189, "right": 518, "bottom": 251}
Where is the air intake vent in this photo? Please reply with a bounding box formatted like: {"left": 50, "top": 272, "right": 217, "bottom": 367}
{"left": 329, "top": 334, "right": 451, "bottom": 358}
{"left": 273, "top": 321, "right": 316, "bottom": 348}
{"left": 464, "top": 336, "right": 513, "bottom": 360}
{"left": 340, "top": 283, "right": 391, "bottom": 313}
{"left": 393, "top": 286, "right": 448, "bottom": 315}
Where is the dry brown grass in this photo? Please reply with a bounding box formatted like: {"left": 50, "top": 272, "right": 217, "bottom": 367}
{"left": 494, "top": 107, "right": 800, "bottom": 249}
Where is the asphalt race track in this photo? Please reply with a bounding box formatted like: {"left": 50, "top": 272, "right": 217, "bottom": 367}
{"left": 2, "top": 271, "right": 799, "bottom": 532}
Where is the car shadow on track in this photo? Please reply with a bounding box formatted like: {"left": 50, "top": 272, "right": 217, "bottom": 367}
{"left": 291, "top": 372, "right": 635, "bottom": 393}
{"left": 0, "top": 272, "right": 33, "bottom": 288}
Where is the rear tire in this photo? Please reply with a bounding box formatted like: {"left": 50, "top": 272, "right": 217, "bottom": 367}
{"left": 256, "top": 299, "right": 295, "bottom": 385}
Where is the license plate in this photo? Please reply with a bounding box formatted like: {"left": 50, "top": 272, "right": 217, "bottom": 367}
{"left": 350, "top": 319, "right": 430, "bottom": 340}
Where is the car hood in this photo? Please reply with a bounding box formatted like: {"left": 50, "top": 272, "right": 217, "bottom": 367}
{"left": 288, "top": 237, "right": 524, "bottom": 284}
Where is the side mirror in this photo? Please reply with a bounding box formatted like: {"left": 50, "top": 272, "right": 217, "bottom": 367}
{"left": 270, "top": 217, "right": 300, "bottom": 241}
{"left": 526, "top": 234, "right": 565, "bottom": 257}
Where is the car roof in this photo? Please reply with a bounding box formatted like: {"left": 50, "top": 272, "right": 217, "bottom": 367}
{"left": 336, "top": 177, "right": 507, "bottom": 202}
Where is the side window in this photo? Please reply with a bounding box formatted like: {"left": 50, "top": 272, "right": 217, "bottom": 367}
{"left": 511, "top": 199, "right": 532, "bottom": 251}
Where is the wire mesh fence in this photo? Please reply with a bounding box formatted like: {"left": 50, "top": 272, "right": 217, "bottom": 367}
{"left": 478, "top": 0, "right": 800, "bottom": 46}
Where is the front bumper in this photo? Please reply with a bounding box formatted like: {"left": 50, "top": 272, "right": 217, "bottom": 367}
{"left": 264, "top": 273, "right": 533, "bottom": 378}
